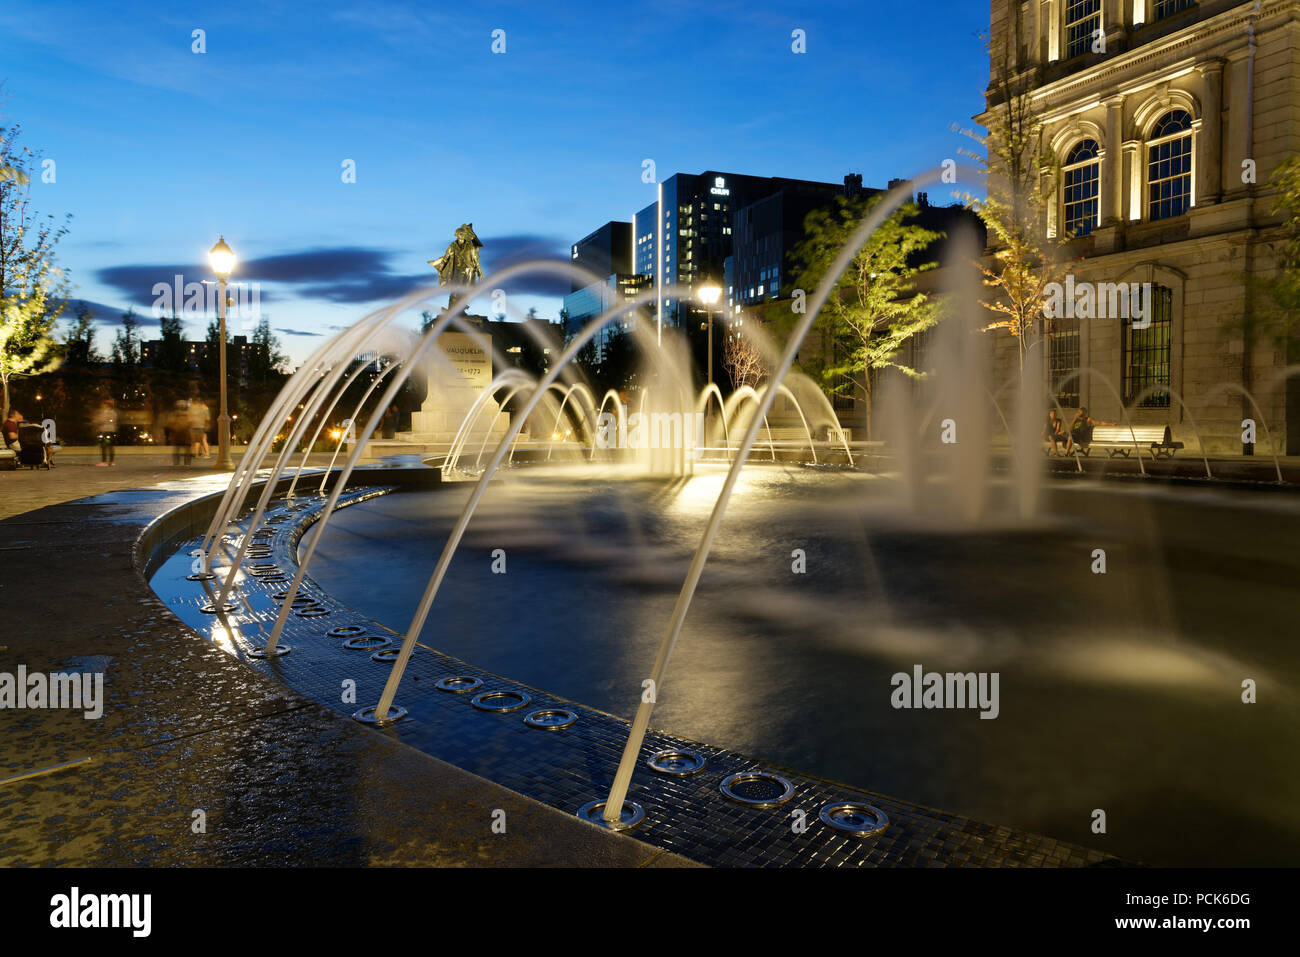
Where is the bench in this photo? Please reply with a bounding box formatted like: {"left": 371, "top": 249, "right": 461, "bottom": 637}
{"left": 0, "top": 448, "right": 15, "bottom": 470}
{"left": 759, "top": 426, "right": 852, "bottom": 444}
{"left": 1073, "top": 425, "right": 1183, "bottom": 460}
{"left": 762, "top": 426, "right": 814, "bottom": 444}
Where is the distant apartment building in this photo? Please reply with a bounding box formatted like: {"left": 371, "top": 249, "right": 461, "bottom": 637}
{"left": 982, "top": 0, "right": 1300, "bottom": 452}
{"left": 140, "top": 335, "right": 259, "bottom": 382}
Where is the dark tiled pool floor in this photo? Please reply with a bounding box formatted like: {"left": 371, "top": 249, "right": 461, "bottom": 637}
{"left": 154, "top": 489, "right": 1118, "bottom": 868}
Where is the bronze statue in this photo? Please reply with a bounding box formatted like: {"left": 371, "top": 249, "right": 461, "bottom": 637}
{"left": 428, "top": 223, "right": 484, "bottom": 288}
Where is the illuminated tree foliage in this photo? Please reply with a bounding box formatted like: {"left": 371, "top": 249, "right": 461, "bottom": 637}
{"left": 955, "top": 14, "right": 1068, "bottom": 368}
{"left": 0, "top": 125, "right": 69, "bottom": 419}
{"left": 790, "top": 194, "right": 943, "bottom": 409}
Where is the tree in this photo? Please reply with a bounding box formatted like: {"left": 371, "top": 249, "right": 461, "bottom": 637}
{"left": 1266, "top": 156, "right": 1300, "bottom": 333}
{"left": 596, "top": 326, "right": 638, "bottom": 393}
{"left": 722, "top": 319, "right": 766, "bottom": 391}
{"left": 956, "top": 15, "right": 1067, "bottom": 369}
{"left": 111, "top": 308, "right": 141, "bottom": 375}
{"left": 1223, "top": 154, "right": 1300, "bottom": 452}
{"left": 789, "top": 194, "right": 943, "bottom": 430}
{"left": 0, "top": 121, "right": 24, "bottom": 185}
{"left": 155, "top": 312, "right": 188, "bottom": 377}
{"left": 63, "top": 303, "right": 101, "bottom": 367}
{"left": 248, "top": 317, "right": 286, "bottom": 386}
{"left": 0, "top": 125, "right": 69, "bottom": 419}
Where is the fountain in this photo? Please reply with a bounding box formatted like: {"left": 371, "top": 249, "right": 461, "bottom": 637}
{"left": 143, "top": 171, "right": 1300, "bottom": 867}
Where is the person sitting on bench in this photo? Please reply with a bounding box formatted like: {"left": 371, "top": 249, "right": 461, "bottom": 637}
{"left": 3, "top": 409, "right": 21, "bottom": 454}
{"left": 1044, "top": 409, "right": 1069, "bottom": 454}
{"left": 1070, "top": 407, "right": 1115, "bottom": 453}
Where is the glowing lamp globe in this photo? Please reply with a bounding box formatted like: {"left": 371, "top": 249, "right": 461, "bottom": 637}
{"left": 208, "top": 236, "right": 236, "bottom": 279}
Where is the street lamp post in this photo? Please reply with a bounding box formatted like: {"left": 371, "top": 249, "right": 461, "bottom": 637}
{"left": 208, "top": 236, "right": 236, "bottom": 471}
{"left": 698, "top": 284, "right": 722, "bottom": 387}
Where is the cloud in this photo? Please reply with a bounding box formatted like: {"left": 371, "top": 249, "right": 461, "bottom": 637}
{"left": 275, "top": 327, "right": 324, "bottom": 337}
{"left": 95, "top": 248, "right": 411, "bottom": 306}
{"left": 55, "top": 298, "right": 133, "bottom": 325}
{"left": 242, "top": 247, "right": 392, "bottom": 283}
{"left": 95, "top": 236, "right": 571, "bottom": 307}
{"left": 478, "top": 234, "right": 571, "bottom": 297}
{"left": 297, "top": 272, "right": 434, "bottom": 304}
{"left": 94, "top": 264, "right": 206, "bottom": 307}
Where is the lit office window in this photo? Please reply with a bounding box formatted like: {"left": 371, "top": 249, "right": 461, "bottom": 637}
{"left": 1065, "top": 0, "right": 1101, "bottom": 59}
{"left": 1063, "top": 140, "right": 1100, "bottom": 237}
{"left": 1147, "top": 110, "right": 1193, "bottom": 221}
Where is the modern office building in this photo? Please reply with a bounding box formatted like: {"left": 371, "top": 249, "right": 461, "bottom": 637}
{"left": 570, "top": 221, "right": 633, "bottom": 292}
{"left": 562, "top": 273, "right": 652, "bottom": 363}
{"left": 728, "top": 174, "right": 876, "bottom": 310}
{"left": 982, "top": 0, "right": 1299, "bottom": 452}
{"left": 632, "top": 170, "right": 869, "bottom": 331}
{"left": 731, "top": 184, "right": 987, "bottom": 432}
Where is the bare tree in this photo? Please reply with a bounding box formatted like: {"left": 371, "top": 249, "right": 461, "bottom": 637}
{"left": 722, "top": 319, "right": 765, "bottom": 390}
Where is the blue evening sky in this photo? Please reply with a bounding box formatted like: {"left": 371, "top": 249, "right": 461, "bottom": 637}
{"left": 1, "top": 0, "right": 990, "bottom": 363}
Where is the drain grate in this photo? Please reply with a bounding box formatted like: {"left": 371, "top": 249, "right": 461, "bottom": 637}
{"left": 719, "top": 771, "right": 795, "bottom": 807}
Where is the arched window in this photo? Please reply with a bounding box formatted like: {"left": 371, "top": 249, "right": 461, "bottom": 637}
{"left": 1147, "top": 110, "right": 1193, "bottom": 221}
{"left": 1123, "top": 285, "right": 1173, "bottom": 408}
{"left": 1062, "top": 139, "right": 1101, "bottom": 237}
{"left": 1153, "top": 0, "right": 1194, "bottom": 20}
{"left": 1065, "top": 0, "right": 1102, "bottom": 59}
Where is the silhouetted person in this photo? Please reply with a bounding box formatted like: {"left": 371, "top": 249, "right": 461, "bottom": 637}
{"left": 94, "top": 398, "right": 118, "bottom": 466}
{"left": 189, "top": 397, "right": 211, "bottom": 458}
{"left": 169, "top": 400, "right": 193, "bottom": 466}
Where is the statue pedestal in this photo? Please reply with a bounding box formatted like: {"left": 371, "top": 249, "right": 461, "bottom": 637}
{"left": 398, "top": 331, "right": 507, "bottom": 445}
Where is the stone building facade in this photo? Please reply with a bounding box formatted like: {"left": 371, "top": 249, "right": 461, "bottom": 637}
{"left": 981, "top": 0, "right": 1299, "bottom": 453}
